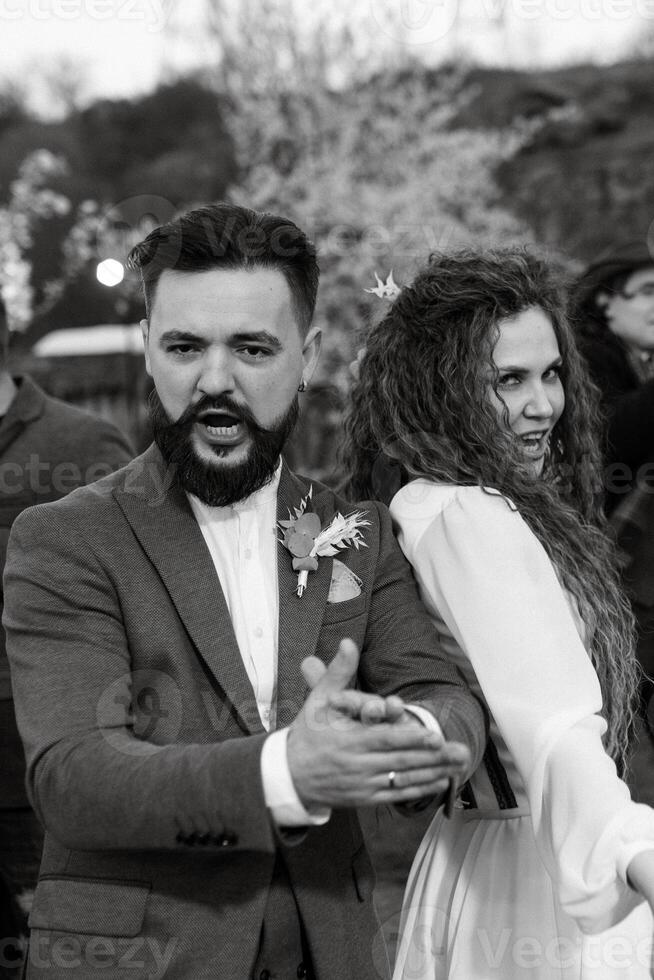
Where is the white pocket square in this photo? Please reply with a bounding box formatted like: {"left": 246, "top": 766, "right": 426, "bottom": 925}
{"left": 327, "top": 559, "right": 363, "bottom": 603}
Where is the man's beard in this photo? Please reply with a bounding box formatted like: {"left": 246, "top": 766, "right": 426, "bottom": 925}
{"left": 149, "top": 389, "right": 299, "bottom": 507}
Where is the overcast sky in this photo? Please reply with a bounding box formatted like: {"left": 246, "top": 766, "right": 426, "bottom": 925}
{"left": 0, "top": 1, "right": 651, "bottom": 112}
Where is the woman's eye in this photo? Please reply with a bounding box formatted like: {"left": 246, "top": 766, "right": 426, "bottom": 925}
{"left": 544, "top": 366, "right": 562, "bottom": 381}
{"left": 497, "top": 373, "right": 520, "bottom": 387}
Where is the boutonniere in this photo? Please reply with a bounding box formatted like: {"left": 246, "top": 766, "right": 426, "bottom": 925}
{"left": 278, "top": 487, "right": 371, "bottom": 597}
{"left": 364, "top": 269, "right": 401, "bottom": 299}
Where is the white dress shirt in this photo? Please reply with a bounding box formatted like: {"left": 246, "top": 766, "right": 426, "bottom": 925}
{"left": 188, "top": 462, "right": 328, "bottom": 827}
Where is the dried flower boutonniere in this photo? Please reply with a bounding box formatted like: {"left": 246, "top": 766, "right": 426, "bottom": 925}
{"left": 278, "top": 487, "right": 371, "bottom": 597}
{"left": 364, "top": 269, "right": 401, "bottom": 300}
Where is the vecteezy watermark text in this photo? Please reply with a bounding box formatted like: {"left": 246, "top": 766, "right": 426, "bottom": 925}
{"left": 0, "top": 935, "right": 177, "bottom": 977}
{"left": 0, "top": 456, "right": 117, "bottom": 496}
{"left": 370, "top": 0, "right": 654, "bottom": 47}
{"left": 0, "top": 0, "right": 170, "bottom": 31}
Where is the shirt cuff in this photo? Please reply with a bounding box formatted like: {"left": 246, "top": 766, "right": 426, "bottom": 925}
{"left": 261, "top": 728, "right": 331, "bottom": 828}
{"left": 404, "top": 703, "right": 443, "bottom": 739}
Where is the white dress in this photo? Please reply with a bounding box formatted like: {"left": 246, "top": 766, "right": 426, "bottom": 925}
{"left": 389, "top": 481, "right": 654, "bottom": 980}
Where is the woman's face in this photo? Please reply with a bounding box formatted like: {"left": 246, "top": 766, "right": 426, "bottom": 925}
{"left": 487, "top": 306, "right": 565, "bottom": 477}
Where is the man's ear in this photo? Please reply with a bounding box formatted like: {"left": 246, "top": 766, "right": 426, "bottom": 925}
{"left": 140, "top": 318, "right": 152, "bottom": 377}
{"left": 301, "top": 327, "right": 322, "bottom": 385}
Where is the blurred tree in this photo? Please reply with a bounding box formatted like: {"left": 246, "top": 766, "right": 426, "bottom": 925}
{"left": 190, "top": 0, "right": 412, "bottom": 94}
{"left": 0, "top": 83, "right": 29, "bottom": 138}
{"left": 0, "top": 150, "right": 70, "bottom": 331}
{"left": 169, "top": 5, "right": 535, "bottom": 389}
{"left": 76, "top": 78, "right": 236, "bottom": 203}
{"left": 31, "top": 54, "right": 91, "bottom": 118}
{"left": 0, "top": 75, "right": 237, "bottom": 342}
{"left": 202, "top": 58, "right": 534, "bottom": 387}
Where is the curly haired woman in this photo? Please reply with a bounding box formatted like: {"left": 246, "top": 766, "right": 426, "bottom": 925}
{"left": 342, "top": 248, "right": 654, "bottom": 979}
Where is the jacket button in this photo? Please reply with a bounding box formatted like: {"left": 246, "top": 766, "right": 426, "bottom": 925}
{"left": 259, "top": 971, "right": 271, "bottom": 980}
{"left": 297, "top": 964, "right": 308, "bottom": 978}
{"left": 220, "top": 831, "right": 238, "bottom": 846}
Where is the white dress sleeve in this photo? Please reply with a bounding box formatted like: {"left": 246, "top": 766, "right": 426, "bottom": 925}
{"left": 390, "top": 481, "right": 654, "bottom": 935}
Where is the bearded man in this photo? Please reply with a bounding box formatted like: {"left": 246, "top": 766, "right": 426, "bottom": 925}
{"left": 2, "top": 203, "right": 485, "bottom": 980}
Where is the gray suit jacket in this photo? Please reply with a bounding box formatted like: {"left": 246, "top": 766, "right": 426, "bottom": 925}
{"left": 0, "top": 375, "right": 134, "bottom": 807}
{"left": 3, "top": 445, "right": 485, "bottom": 980}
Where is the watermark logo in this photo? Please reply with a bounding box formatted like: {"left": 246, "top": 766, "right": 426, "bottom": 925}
{"left": 0, "top": 934, "right": 178, "bottom": 977}
{"left": 96, "top": 669, "right": 184, "bottom": 753}
{"left": 96, "top": 194, "right": 177, "bottom": 272}
{"left": 0, "top": 455, "right": 119, "bottom": 496}
{"left": 388, "top": 907, "right": 654, "bottom": 974}
{"left": 369, "top": 0, "right": 460, "bottom": 45}
{"left": 0, "top": 0, "right": 173, "bottom": 32}
{"left": 369, "top": 0, "right": 654, "bottom": 37}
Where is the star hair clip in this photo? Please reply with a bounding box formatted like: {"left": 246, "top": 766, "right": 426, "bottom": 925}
{"left": 278, "top": 487, "right": 371, "bottom": 597}
{"left": 364, "top": 270, "right": 401, "bottom": 300}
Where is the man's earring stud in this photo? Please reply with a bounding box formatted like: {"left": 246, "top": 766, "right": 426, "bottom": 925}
{"left": 298, "top": 380, "right": 307, "bottom": 392}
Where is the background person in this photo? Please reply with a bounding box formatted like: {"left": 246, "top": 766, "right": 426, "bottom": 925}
{"left": 0, "top": 295, "right": 134, "bottom": 977}
{"left": 573, "top": 239, "right": 654, "bottom": 513}
{"left": 573, "top": 240, "right": 654, "bottom": 793}
{"left": 343, "top": 247, "right": 654, "bottom": 979}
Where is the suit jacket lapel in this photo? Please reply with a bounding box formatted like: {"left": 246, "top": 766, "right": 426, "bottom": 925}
{"left": 113, "top": 445, "right": 264, "bottom": 735}
{"left": 275, "top": 464, "right": 333, "bottom": 728}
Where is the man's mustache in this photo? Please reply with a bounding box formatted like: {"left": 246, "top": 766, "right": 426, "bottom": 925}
{"left": 150, "top": 392, "right": 267, "bottom": 435}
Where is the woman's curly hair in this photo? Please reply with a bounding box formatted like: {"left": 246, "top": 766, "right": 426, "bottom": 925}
{"left": 342, "top": 246, "right": 638, "bottom": 771}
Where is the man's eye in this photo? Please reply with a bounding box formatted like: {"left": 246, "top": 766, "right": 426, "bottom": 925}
{"left": 239, "top": 346, "right": 271, "bottom": 359}
{"left": 168, "top": 345, "right": 196, "bottom": 355}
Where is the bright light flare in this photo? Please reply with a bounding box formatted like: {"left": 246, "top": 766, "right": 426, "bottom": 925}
{"left": 96, "top": 259, "right": 125, "bottom": 287}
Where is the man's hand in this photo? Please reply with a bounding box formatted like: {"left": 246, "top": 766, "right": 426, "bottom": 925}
{"left": 302, "top": 641, "right": 416, "bottom": 726}
{"left": 287, "top": 638, "right": 470, "bottom": 809}
{"left": 327, "top": 689, "right": 413, "bottom": 726}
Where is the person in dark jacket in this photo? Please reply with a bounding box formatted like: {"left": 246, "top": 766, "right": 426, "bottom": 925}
{"left": 0, "top": 296, "right": 134, "bottom": 977}
{"left": 573, "top": 240, "right": 654, "bottom": 802}
{"left": 573, "top": 239, "right": 654, "bottom": 513}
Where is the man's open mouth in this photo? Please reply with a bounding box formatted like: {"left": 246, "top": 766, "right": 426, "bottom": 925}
{"left": 199, "top": 411, "right": 241, "bottom": 433}
{"left": 195, "top": 411, "right": 246, "bottom": 445}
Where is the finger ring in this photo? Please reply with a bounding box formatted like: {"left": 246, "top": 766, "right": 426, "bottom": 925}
{"left": 388, "top": 770, "right": 397, "bottom": 790}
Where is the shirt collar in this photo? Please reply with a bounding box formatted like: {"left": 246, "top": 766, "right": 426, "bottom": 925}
{"left": 4, "top": 375, "right": 45, "bottom": 423}
{"left": 188, "top": 458, "right": 283, "bottom": 517}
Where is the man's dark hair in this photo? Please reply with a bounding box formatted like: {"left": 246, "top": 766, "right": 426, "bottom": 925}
{"left": 127, "top": 203, "right": 319, "bottom": 334}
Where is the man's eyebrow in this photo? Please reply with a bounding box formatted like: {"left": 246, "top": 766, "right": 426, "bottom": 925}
{"left": 159, "top": 330, "right": 204, "bottom": 345}
{"left": 231, "top": 331, "right": 283, "bottom": 350}
{"left": 158, "top": 329, "right": 283, "bottom": 350}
